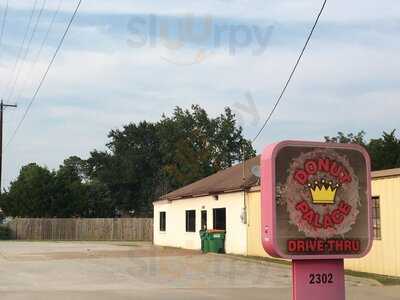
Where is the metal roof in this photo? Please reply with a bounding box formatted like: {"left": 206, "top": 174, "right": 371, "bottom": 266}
{"left": 158, "top": 155, "right": 260, "bottom": 201}
{"left": 157, "top": 156, "right": 400, "bottom": 202}
{"left": 372, "top": 168, "right": 400, "bottom": 179}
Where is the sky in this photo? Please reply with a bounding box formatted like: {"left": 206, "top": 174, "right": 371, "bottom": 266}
{"left": 1, "top": 0, "right": 399, "bottom": 188}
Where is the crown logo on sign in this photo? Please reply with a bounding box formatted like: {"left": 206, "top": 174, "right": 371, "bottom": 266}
{"left": 307, "top": 179, "right": 340, "bottom": 205}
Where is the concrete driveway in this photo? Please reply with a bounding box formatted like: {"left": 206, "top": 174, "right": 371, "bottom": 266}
{"left": 0, "top": 241, "right": 398, "bottom": 300}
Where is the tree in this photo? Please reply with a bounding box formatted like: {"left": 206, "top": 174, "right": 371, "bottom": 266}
{"left": 87, "top": 121, "right": 161, "bottom": 217}
{"left": 49, "top": 160, "right": 88, "bottom": 217}
{"left": 325, "top": 130, "right": 400, "bottom": 171}
{"left": 62, "top": 156, "right": 89, "bottom": 182}
{"left": 325, "top": 131, "right": 366, "bottom": 146}
{"left": 0, "top": 158, "right": 116, "bottom": 218}
{"left": 368, "top": 130, "right": 400, "bottom": 170}
{"left": 83, "top": 180, "right": 115, "bottom": 218}
{"left": 1, "top": 105, "right": 255, "bottom": 218}
{"left": 87, "top": 105, "right": 256, "bottom": 217}
{"left": 0, "top": 164, "right": 54, "bottom": 217}
{"left": 159, "top": 106, "right": 255, "bottom": 189}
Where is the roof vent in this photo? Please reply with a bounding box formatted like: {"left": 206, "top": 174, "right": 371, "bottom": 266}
{"left": 251, "top": 165, "right": 261, "bottom": 178}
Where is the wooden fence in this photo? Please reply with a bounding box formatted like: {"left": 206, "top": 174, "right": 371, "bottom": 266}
{"left": 6, "top": 218, "right": 153, "bottom": 241}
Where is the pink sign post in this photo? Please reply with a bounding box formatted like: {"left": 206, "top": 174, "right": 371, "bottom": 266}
{"left": 261, "top": 141, "right": 373, "bottom": 300}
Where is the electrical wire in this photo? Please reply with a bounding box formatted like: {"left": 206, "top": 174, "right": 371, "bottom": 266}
{"left": 6, "top": 0, "right": 48, "bottom": 103}
{"left": 5, "top": 0, "right": 82, "bottom": 149}
{"left": 0, "top": 0, "right": 9, "bottom": 57}
{"left": 10, "top": 0, "right": 63, "bottom": 104}
{"left": 252, "top": 0, "right": 328, "bottom": 143}
{"left": 2, "top": 0, "right": 39, "bottom": 99}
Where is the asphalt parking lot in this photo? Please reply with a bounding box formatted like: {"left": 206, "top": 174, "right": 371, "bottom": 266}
{"left": 0, "top": 241, "right": 399, "bottom": 300}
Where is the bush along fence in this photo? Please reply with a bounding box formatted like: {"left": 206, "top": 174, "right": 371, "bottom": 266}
{"left": 6, "top": 218, "right": 153, "bottom": 241}
{"left": 0, "top": 226, "right": 10, "bottom": 240}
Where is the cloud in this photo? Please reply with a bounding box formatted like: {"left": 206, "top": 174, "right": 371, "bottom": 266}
{"left": 2, "top": 0, "right": 399, "bottom": 187}
{"left": 9, "top": 0, "right": 400, "bottom": 22}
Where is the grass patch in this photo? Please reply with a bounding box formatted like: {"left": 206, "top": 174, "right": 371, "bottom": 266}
{"left": 220, "top": 253, "right": 291, "bottom": 267}
{"left": 344, "top": 269, "right": 400, "bottom": 286}
{"left": 243, "top": 255, "right": 292, "bottom": 266}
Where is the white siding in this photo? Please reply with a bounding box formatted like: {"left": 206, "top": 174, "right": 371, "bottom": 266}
{"left": 153, "top": 192, "right": 247, "bottom": 255}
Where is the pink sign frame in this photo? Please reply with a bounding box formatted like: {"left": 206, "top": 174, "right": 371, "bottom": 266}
{"left": 261, "top": 140, "right": 373, "bottom": 260}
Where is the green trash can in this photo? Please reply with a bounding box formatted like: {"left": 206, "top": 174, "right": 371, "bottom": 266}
{"left": 199, "top": 230, "right": 209, "bottom": 253}
{"left": 207, "top": 230, "right": 226, "bottom": 253}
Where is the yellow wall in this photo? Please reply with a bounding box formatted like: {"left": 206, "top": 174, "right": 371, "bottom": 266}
{"left": 246, "top": 190, "right": 267, "bottom": 257}
{"left": 345, "top": 176, "right": 400, "bottom": 277}
{"left": 246, "top": 190, "right": 282, "bottom": 260}
{"left": 246, "top": 176, "right": 400, "bottom": 277}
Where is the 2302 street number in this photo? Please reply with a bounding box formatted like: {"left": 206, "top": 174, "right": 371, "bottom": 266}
{"left": 309, "top": 273, "right": 334, "bottom": 284}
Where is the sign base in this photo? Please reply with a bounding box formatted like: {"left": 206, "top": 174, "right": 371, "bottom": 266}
{"left": 292, "top": 259, "right": 345, "bottom": 300}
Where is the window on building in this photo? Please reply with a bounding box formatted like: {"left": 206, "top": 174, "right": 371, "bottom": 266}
{"left": 159, "top": 212, "right": 166, "bottom": 232}
{"left": 213, "top": 208, "right": 226, "bottom": 230}
{"left": 201, "top": 210, "right": 207, "bottom": 230}
{"left": 186, "top": 210, "right": 196, "bottom": 232}
{"left": 372, "top": 196, "right": 381, "bottom": 240}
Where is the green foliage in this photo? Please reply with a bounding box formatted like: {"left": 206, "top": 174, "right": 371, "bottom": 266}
{"left": 0, "top": 160, "right": 115, "bottom": 218}
{"left": 158, "top": 106, "right": 254, "bottom": 189}
{"left": 0, "top": 226, "right": 10, "bottom": 240}
{"left": 83, "top": 181, "right": 115, "bottom": 218}
{"left": 88, "top": 105, "right": 256, "bottom": 217}
{"left": 325, "top": 131, "right": 367, "bottom": 146}
{"left": 325, "top": 130, "right": 400, "bottom": 171}
{"left": 1, "top": 105, "right": 255, "bottom": 218}
{"left": 0, "top": 164, "right": 54, "bottom": 217}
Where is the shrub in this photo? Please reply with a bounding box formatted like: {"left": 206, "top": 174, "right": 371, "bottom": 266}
{"left": 0, "top": 226, "right": 10, "bottom": 240}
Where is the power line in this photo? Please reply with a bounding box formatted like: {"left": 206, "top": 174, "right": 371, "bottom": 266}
{"left": 0, "top": 0, "right": 9, "bottom": 57}
{"left": 252, "top": 0, "right": 328, "bottom": 143}
{"left": 5, "top": 0, "right": 82, "bottom": 149}
{"left": 11, "top": 0, "right": 64, "bottom": 105}
{"left": 6, "top": 0, "right": 48, "bottom": 103}
{"left": 2, "top": 0, "right": 39, "bottom": 99}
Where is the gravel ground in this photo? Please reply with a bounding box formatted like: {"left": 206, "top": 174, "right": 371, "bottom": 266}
{"left": 0, "top": 241, "right": 398, "bottom": 300}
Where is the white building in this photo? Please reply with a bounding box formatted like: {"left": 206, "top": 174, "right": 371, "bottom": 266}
{"left": 153, "top": 156, "right": 259, "bottom": 255}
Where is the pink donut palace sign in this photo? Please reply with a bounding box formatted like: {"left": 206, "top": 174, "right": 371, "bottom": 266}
{"left": 261, "top": 141, "right": 373, "bottom": 300}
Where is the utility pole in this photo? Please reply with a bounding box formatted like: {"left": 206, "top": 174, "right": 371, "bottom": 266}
{"left": 0, "top": 100, "right": 17, "bottom": 193}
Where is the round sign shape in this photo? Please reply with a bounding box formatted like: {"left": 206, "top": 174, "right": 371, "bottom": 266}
{"left": 261, "top": 141, "right": 373, "bottom": 260}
